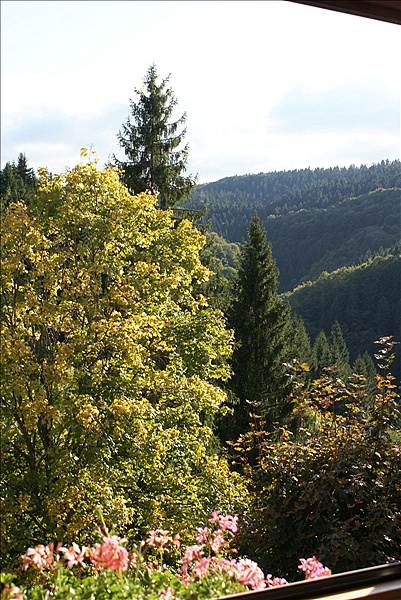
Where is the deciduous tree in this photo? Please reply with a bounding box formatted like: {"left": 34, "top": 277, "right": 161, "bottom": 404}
{"left": 234, "top": 338, "right": 401, "bottom": 580}
{"left": 0, "top": 152, "right": 246, "bottom": 569}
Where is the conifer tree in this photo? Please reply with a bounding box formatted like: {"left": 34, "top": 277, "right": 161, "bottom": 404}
{"left": 329, "top": 321, "right": 351, "bottom": 380}
{"left": 0, "top": 153, "right": 37, "bottom": 211}
{"left": 226, "top": 214, "right": 292, "bottom": 439}
{"left": 311, "top": 330, "right": 331, "bottom": 377}
{"left": 288, "top": 314, "right": 312, "bottom": 366}
{"left": 111, "top": 64, "right": 196, "bottom": 209}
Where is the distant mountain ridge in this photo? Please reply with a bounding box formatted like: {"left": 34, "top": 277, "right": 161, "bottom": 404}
{"left": 181, "top": 160, "right": 401, "bottom": 292}
{"left": 182, "top": 159, "right": 400, "bottom": 233}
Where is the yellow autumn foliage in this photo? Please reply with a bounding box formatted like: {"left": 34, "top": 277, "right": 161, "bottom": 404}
{"left": 0, "top": 157, "right": 247, "bottom": 569}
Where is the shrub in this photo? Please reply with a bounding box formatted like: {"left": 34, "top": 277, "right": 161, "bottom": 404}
{"left": 232, "top": 338, "right": 401, "bottom": 579}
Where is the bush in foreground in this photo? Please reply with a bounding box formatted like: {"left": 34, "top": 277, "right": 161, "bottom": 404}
{"left": 232, "top": 338, "right": 401, "bottom": 579}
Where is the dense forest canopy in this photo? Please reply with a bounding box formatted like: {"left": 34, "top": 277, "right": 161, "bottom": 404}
{"left": 181, "top": 159, "right": 401, "bottom": 244}
{"left": 287, "top": 246, "right": 401, "bottom": 382}
{"left": 177, "top": 160, "right": 401, "bottom": 382}
{"left": 268, "top": 187, "right": 400, "bottom": 292}
{"left": 1, "top": 155, "right": 400, "bottom": 389}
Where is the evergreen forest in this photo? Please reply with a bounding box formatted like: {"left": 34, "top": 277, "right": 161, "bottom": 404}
{"left": 180, "top": 160, "right": 401, "bottom": 384}
{"left": 1, "top": 65, "right": 400, "bottom": 599}
{"left": 181, "top": 159, "right": 401, "bottom": 244}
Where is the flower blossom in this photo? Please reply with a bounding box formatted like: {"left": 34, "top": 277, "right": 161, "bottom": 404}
{"left": 181, "top": 544, "right": 204, "bottom": 567}
{"left": 195, "top": 527, "right": 211, "bottom": 544}
{"left": 196, "top": 527, "right": 226, "bottom": 553}
{"left": 212, "top": 557, "right": 238, "bottom": 578}
{"left": 266, "top": 574, "right": 289, "bottom": 587}
{"left": 90, "top": 535, "right": 129, "bottom": 572}
{"left": 159, "top": 587, "right": 175, "bottom": 600}
{"left": 217, "top": 514, "right": 238, "bottom": 533}
{"left": 208, "top": 510, "right": 221, "bottom": 525}
{"left": 2, "top": 584, "right": 24, "bottom": 599}
{"left": 21, "top": 542, "right": 64, "bottom": 571}
{"left": 298, "top": 556, "right": 332, "bottom": 579}
{"left": 208, "top": 511, "right": 238, "bottom": 533}
{"left": 147, "top": 529, "right": 170, "bottom": 547}
{"left": 209, "top": 530, "right": 225, "bottom": 553}
{"left": 61, "top": 542, "right": 87, "bottom": 569}
{"left": 191, "top": 556, "right": 211, "bottom": 578}
{"left": 146, "top": 529, "right": 180, "bottom": 549}
{"left": 232, "top": 558, "right": 267, "bottom": 590}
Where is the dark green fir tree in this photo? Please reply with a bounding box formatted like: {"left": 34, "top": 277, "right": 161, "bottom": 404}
{"left": 353, "top": 351, "right": 377, "bottom": 411}
{"left": 329, "top": 320, "right": 351, "bottom": 380}
{"left": 0, "top": 153, "right": 37, "bottom": 211}
{"left": 225, "top": 213, "right": 292, "bottom": 440}
{"left": 288, "top": 314, "right": 313, "bottom": 366}
{"left": 311, "top": 330, "right": 331, "bottom": 377}
{"left": 110, "top": 64, "right": 196, "bottom": 209}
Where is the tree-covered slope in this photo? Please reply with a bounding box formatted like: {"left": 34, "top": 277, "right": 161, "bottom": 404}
{"left": 286, "top": 248, "right": 401, "bottom": 380}
{"left": 268, "top": 187, "right": 401, "bottom": 291}
{"left": 181, "top": 160, "right": 401, "bottom": 242}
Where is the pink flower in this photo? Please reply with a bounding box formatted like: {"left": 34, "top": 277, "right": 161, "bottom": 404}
{"left": 22, "top": 546, "right": 48, "bottom": 571}
{"left": 195, "top": 527, "right": 227, "bottom": 553}
{"left": 298, "top": 556, "right": 332, "bottom": 580}
{"left": 159, "top": 587, "right": 175, "bottom": 600}
{"left": 181, "top": 545, "right": 204, "bottom": 567}
{"left": 208, "top": 511, "right": 239, "bottom": 533}
{"left": 179, "top": 544, "right": 205, "bottom": 584}
{"left": 213, "top": 557, "right": 238, "bottom": 577}
{"left": 61, "top": 542, "right": 87, "bottom": 569}
{"left": 196, "top": 527, "right": 211, "bottom": 544}
{"left": 21, "top": 542, "right": 63, "bottom": 571}
{"left": 146, "top": 529, "right": 172, "bottom": 548}
{"left": 218, "top": 514, "right": 238, "bottom": 533}
{"left": 208, "top": 511, "right": 221, "bottom": 525}
{"left": 233, "top": 558, "right": 266, "bottom": 590}
{"left": 2, "top": 584, "right": 24, "bottom": 599}
{"left": 191, "top": 556, "right": 211, "bottom": 578}
{"left": 90, "top": 535, "right": 129, "bottom": 572}
{"left": 266, "top": 574, "right": 289, "bottom": 587}
{"left": 209, "top": 530, "right": 225, "bottom": 553}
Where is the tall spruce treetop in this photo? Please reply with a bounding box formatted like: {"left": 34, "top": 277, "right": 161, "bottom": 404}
{"left": 227, "top": 213, "right": 292, "bottom": 439}
{"left": 112, "top": 64, "right": 196, "bottom": 209}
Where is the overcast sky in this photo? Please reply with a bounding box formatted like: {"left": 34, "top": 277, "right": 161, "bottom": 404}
{"left": 1, "top": 0, "right": 400, "bottom": 183}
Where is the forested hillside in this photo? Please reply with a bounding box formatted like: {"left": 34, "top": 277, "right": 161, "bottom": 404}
{"left": 268, "top": 187, "right": 400, "bottom": 292}
{"left": 180, "top": 160, "right": 401, "bottom": 385}
{"left": 181, "top": 159, "right": 401, "bottom": 242}
{"left": 287, "top": 247, "right": 401, "bottom": 380}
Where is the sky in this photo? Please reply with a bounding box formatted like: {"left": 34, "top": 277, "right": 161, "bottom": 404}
{"left": 1, "top": 0, "right": 400, "bottom": 184}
